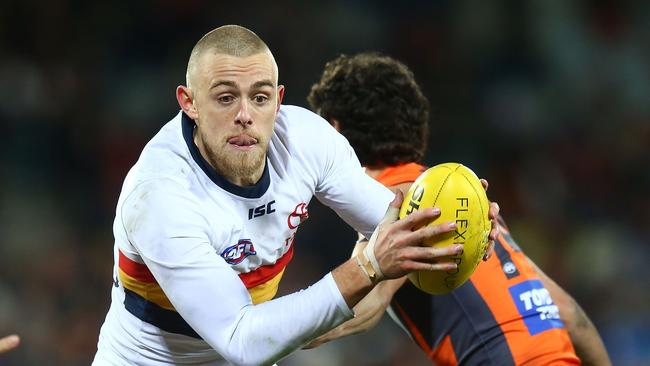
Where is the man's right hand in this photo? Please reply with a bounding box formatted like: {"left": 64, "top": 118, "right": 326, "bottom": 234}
{"left": 367, "top": 190, "right": 462, "bottom": 280}
{"left": 331, "top": 191, "right": 462, "bottom": 309}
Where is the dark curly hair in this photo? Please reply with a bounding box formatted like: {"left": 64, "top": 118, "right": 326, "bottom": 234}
{"left": 308, "top": 53, "right": 429, "bottom": 168}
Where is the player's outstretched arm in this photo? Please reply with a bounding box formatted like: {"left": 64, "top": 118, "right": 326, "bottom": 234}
{"left": 304, "top": 240, "right": 408, "bottom": 349}
{"left": 125, "top": 182, "right": 464, "bottom": 366}
{"left": 306, "top": 182, "right": 501, "bottom": 349}
{"left": 0, "top": 334, "right": 20, "bottom": 354}
{"left": 331, "top": 190, "right": 462, "bottom": 309}
{"left": 307, "top": 194, "right": 456, "bottom": 349}
{"left": 530, "top": 259, "right": 612, "bottom": 366}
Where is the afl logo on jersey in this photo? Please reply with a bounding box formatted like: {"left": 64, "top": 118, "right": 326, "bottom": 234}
{"left": 503, "top": 261, "right": 517, "bottom": 274}
{"left": 287, "top": 203, "right": 309, "bottom": 229}
{"left": 221, "top": 239, "right": 257, "bottom": 264}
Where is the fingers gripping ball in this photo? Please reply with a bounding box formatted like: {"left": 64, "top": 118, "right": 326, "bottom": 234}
{"left": 399, "top": 163, "right": 491, "bottom": 294}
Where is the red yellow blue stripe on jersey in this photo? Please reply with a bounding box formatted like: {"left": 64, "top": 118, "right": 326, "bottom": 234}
{"left": 118, "top": 246, "right": 294, "bottom": 338}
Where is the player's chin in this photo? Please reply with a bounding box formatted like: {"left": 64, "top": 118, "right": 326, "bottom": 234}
{"left": 234, "top": 149, "right": 266, "bottom": 171}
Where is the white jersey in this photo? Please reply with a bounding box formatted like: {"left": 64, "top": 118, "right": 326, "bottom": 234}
{"left": 93, "top": 105, "right": 394, "bottom": 366}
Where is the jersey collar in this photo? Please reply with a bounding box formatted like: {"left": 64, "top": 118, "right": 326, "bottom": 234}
{"left": 181, "top": 112, "right": 270, "bottom": 199}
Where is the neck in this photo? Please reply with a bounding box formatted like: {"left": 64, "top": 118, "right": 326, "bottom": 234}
{"left": 363, "top": 167, "right": 386, "bottom": 180}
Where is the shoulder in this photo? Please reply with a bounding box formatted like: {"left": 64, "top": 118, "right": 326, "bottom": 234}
{"left": 124, "top": 112, "right": 196, "bottom": 190}
{"left": 118, "top": 176, "right": 213, "bottom": 240}
{"left": 275, "top": 104, "right": 341, "bottom": 141}
{"left": 270, "top": 105, "right": 354, "bottom": 176}
{"left": 121, "top": 177, "right": 197, "bottom": 219}
{"left": 376, "top": 163, "right": 427, "bottom": 187}
{"left": 277, "top": 104, "right": 324, "bottom": 124}
{"left": 119, "top": 113, "right": 204, "bottom": 229}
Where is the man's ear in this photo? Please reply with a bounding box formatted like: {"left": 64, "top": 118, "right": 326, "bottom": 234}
{"left": 176, "top": 85, "right": 198, "bottom": 120}
{"left": 330, "top": 118, "right": 342, "bottom": 132}
{"left": 276, "top": 85, "right": 285, "bottom": 113}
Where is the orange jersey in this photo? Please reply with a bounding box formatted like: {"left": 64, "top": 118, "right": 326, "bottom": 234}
{"left": 377, "top": 163, "right": 580, "bottom": 366}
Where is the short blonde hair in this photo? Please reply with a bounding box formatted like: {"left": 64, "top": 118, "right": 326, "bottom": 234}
{"left": 186, "top": 25, "right": 270, "bottom": 87}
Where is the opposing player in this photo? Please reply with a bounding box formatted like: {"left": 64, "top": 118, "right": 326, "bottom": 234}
{"left": 0, "top": 334, "right": 20, "bottom": 354}
{"left": 307, "top": 53, "right": 611, "bottom": 365}
{"left": 91, "top": 26, "right": 498, "bottom": 366}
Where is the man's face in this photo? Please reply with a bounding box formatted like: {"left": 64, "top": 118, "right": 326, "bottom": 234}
{"left": 189, "top": 51, "right": 283, "bottom": 185}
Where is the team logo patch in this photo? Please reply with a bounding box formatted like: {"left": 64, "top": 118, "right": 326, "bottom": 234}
{"left": 509, "top": 279, "right": 564, "bottom": 335}
{"left": 221, "top": 239, "right": 257, "bottom": 265}
{"left": 287, "top": 203, "right": 309, "bottom": 229}
{"left": 503, "top": 261, "right": 517, "bottom": 274}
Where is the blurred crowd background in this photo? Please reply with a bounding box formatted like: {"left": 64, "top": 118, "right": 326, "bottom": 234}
{"left": 1, "top": 1, "right": 648, "bottom": 365}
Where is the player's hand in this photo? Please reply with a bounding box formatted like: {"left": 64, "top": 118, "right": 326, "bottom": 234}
{"left": 0, "top": 334, "right": 20, "bottom": 354}
{"left": 480, "top": 179, "right": 500, "bottom": 261}
{"left": 369, "top": 191, "right": 462, "bottom": 280}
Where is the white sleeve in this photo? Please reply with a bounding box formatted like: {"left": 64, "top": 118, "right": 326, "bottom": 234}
{"left": 121, "top": 179, "right": 354, "bottom": 366}
{"left": 311, "top": 122, "right": 395, "bottom": 239}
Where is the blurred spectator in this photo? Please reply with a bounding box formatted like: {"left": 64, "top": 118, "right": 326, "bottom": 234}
{"left": 0, "top": 335, "right": 20, "bottom": 354}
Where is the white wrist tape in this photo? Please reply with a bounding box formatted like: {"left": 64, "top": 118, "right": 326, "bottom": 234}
{"left": 357, "top": 193, "right": 400, "bottom": 284}
{"left": 361, "top": 227, "right": 384, "bottom": 283}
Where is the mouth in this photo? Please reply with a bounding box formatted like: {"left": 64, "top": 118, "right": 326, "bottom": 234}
{"left": 227, "top": 134, "right": 258, "bottom": 151}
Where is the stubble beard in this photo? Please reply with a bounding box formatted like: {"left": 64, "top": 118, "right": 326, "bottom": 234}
{"left": 204, "top": 139, "right": 267, "bottom": 186}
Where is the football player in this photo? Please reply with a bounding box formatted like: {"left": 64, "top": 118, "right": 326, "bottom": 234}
{"left": 307, "top": 52, "right": 611, "bottom": 366}
{"left": 92, "top": 26, "right": 501, "bottom": 366}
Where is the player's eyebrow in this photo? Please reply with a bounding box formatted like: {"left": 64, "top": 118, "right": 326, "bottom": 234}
{"left": 251, "top": 80, "right": 275, "bottom": 89}
{"left": 210, "top": 80, "right": 238, "bottom": 90}
{"left": 209, "top": 80, "right": 274, "bottom": 90}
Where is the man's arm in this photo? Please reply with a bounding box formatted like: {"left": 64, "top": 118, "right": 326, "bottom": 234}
{"left": 307, "top": 181, "right": 500, "bottom": 348}
{"left": 331, "top": 192, "right": 461, "bottom": 308}
{"left": 0, "top": 334, "right": 19, "bottom": 354}
{"left": 529, "top": 259, "right": 612, "bottom": 366}
{"left": 305, "top": 239, "right": 407, "bottom": 349}
{"left": 124, "top": 180, "right": 461, "bottom": 366}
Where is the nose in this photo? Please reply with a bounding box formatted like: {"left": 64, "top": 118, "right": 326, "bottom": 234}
{"left": 235, "top": 100, "right": 253, "bottom": 127}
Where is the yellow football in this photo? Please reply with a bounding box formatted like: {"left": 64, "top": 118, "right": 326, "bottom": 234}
{"left": 399, "top": 163, "right": 491, "bottom": 295}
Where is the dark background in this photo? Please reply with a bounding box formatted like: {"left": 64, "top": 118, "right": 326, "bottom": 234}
{"left": 0, "top": 1, "right": 648, "bottom": 365}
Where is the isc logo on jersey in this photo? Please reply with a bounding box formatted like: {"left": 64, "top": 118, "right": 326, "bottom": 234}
{"left": 509, "top": 279, "right": 564, "bottom": 335}
{"left": 221, "top": 239, "right": 257, "bottom": 264}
